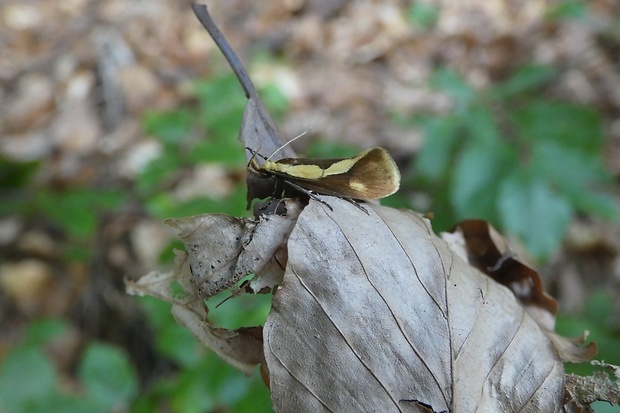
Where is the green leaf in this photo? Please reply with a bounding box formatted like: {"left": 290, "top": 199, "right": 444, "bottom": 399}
{"left": 258, "top": 83, "right": 289, "bottom": 120}
{"left": 137, "top": 297, "right": 174, "bottom": 331}
{"left": 37, "top": 192, "right": 96, "bottom": 237}
{"left": 36, "top": 189, "right": 125, "bottom": 238}
{"left": 217, "top": 370, "right": 252, "bottom": 406}
{"left": 189, "top": 137, "right": 244, "bottom": 166}
{"left": 513, "top": 100, "right": 603, "bottom": 153}
{"left": 557, "top": 291, "right": 620, "bottom": 379}
{"left": 494, "top": 65, "right": 557, "bottom": 98}
{"left": 450, "top": 141, "right": 516, "bottom": 220}
{"left": 464, "top": 104, "right": 501, "bottom": 145}
{"left": 407, "top": 2, "right": 440, "bottom": 30}
{"left": 186, "top": 75, "right": 249, "bottom": 167}
{"left": 24, "top": 394, "right": 108, "bottom": 413}
{"left": 136, "top": 297, "right": 274, "bottom": 412}
{"left": 207, "top": 290, "right": 272, "bottom": 331}
{"left": 142, "top": 109, "right": 193, "bottom": 146}
{"left": 531, "top": 140, "right": 609, "bottom": 189}
{"left": 158, "top": 239, "right": 185, "bottom": 263}
{"left": 187, "top": 354, "right": 263, "bottom": 410}
{"left": 146, "top": 185, "right": 248, "bottom": 220}
{"left": 545, "top": 0, "right": 587, "bottom": 21}
{"left": 63, "top": 244, "right": 91, "bottom": 262}
{"left": 137, "top": 297, "right": 202, "bottom": 366}
{"left": 156, "top": 323, "right": 202, "bottom": 367}
{"left": 194, "top": 75, "right": 244, "bottom": 115}
{"left": 135, "top": 150, "right": 183, "bottom": 196}
{"left": 0, "top": 156, "right": 40, "bottom": 189}
{"left": 530, "top": 139, "right": 619, "bottom": 221}
{"left": 498, "top": 172, "right": 573, "bottom": 259}
{"left": 431, "top": 68, "right": 475, "bottom": 110}
{"left": 0, "top": 347, "right": 56, "bottom": 413}
{"left": 591, "top": 401, "right": 620, "bottom": 413}
{"left": 416, "top": 116, "right": 461, "bottom": 180}
{"left": 23, "top": 318, "right": 69, "bottom": 347}
{"left": 233, "top": 369, "right": 274, "bottom": 413}
{"left": 585, "top": 290, "right": 614, "bottom": 324}
{"left": 569, "top": 190, "right": 620, "bottom": 221}
{"left": 170, "top": 366, "right": 216, "bottom": 413}
{"left": 78, "top": 343, "right": 138, "bottom": 411}
{"left": 194, "top": 75, "right": 246, "bottom": 139}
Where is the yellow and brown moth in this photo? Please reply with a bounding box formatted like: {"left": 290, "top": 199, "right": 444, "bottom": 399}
{"left": 247, "top": 147, "right": 400, "bottom": 210}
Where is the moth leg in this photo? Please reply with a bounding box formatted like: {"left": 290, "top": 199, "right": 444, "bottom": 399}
{"left": 282, "top": 180, "right": 334, "bottom": 211}
{"left": 282, "top": 181, "right": 370, "bottom": 214}
{"left": 245, "top": 147, "right": 268, "bottom": 161}
{"left": 344, "top": 198, "right": 369, "bottom": 215}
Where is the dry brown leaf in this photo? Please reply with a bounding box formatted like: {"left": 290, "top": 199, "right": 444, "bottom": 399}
{"left": 264, "top": 198, "right": 565, "bottom": 412}
{"left": 126, "top": 250, "right": 264, "bottom": 374}
{"left": 565, "top": 361, "right": 620, "bottom": 409}
{"left": 165, "top": 209, "right": 299, "bottom": 299}
{"left": 126, "top": 203, "right": 300, "bottom": 375}
{"left": 544, "top": 331, "right": 598, "bottom": 364}
{"left": 446, "top": 219, "right": 597, "bottom": 363}
{"left": 448, "top": 220, "right": 558, "bottom": 323}
{"left": 130, "top": 194, "right": 612, "bottom": 411}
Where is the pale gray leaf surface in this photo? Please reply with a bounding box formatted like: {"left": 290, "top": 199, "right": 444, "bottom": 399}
{"left": 166, "top": 210, "right": 298, "bottom": 298}
{"left": 240, "top": 97, "right": 296, "bottom": 164}
{"left": 264, "top": 197, "right": 564, "bottom": 413}
{"left": 241, "top": 97, "right": 298, "bottom": 204}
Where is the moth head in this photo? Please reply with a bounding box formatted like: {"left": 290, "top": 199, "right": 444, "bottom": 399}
{"left": 246, "top": 147, "right": 267, "bottom": 175}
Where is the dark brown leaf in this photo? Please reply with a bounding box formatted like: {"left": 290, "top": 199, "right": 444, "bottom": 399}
{"left": 449, "top": 220, "right": 558, "bottom": 322}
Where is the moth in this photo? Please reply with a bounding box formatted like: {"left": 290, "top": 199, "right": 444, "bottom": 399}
{"left": 247, "top": 146, "right": 401, "bottom": 211}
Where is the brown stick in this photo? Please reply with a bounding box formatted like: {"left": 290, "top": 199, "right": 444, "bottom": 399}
{"left": 191, "top": 3, "right": 257, "bottom": 100}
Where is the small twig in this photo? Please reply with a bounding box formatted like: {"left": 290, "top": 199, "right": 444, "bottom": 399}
{"left": 191, "top": 3, "right": 257, "bottom": 100}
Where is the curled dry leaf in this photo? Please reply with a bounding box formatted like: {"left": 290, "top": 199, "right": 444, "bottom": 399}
{"left": 446, "top": 220, "right": 558, "bottom": 323}
{"left": 565, "top": 361, "right": 620, "bottom": 409}
{"left": 128, "top": 193, "right": 614, "bottom": 410}
{"left": 264, "top": 198, "right": 565, "bottom": 412}
{"left": 126, "top": 250, "right": 263, "bottom": 374}
{"left": 164, "top": 209, "right": 299, "bottom": 299}
{"left": 172, "top": 303, "right": 264, "bottom": 374}
{"left": 544, "top": 331, "right": 598, "bottom": 364}
{"left": 129, "top": 194, "right": 611, "bottom": 411}
{"left": 126, "top": 204, "right": 301, "bottom": 376}
{"left": 445, "top": 219, "right": 597, "bottom": 363}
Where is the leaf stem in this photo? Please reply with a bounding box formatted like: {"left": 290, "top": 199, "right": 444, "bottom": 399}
{"left": 191, "top": 3, "right": 257, "bottom": 100}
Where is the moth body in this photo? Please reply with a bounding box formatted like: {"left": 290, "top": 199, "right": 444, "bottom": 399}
{"left": 248, "top": 147, "right": 400, "bottom": 203}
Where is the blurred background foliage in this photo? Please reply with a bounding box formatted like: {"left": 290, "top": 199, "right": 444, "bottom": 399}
{"left": 1, "top": 0, "right": 620, "bottom": 412}
{"left": 405, "top": 65, "right": 618, "bottom": 259}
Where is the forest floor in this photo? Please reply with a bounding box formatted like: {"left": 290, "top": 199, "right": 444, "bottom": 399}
{"left": 1, "top": 0, "right": 619, "bottom": 396}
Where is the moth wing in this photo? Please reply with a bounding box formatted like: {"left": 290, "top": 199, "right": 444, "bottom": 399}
{"left": 284, "top": 147, "right": 400, "bottom": 200}
{"left": 274, "top": 157, "right": 350, "bottom": 169}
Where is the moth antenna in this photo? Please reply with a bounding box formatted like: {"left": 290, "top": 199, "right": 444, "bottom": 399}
{"left": 267, "top": 126, "right": 314, "bottom": 161}
{"left": 246, "top": 146, "right": 266, "bottom": 172}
